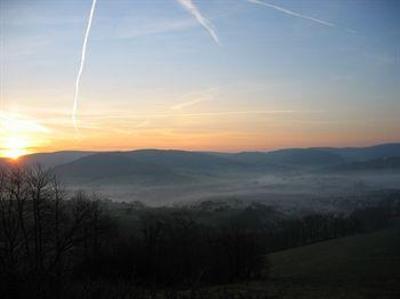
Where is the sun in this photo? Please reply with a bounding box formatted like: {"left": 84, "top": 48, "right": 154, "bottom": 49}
{"left": 1, "top": 112, "right": 50, "bottom": 160}
{"left": 2, "top": 136, "right": 29, "bottom": 160}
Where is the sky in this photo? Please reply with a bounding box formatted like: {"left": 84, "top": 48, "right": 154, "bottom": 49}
{"left": 0, "top": 0, "right": 399, "bottom": 156}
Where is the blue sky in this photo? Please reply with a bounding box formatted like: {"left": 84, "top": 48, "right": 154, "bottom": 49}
{"left": 1, "top": 0, "right": 399, "bottom": 153}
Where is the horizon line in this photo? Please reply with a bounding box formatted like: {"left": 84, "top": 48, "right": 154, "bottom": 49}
{"left": 2, "top": 141, "right": 398, "bottom": 159}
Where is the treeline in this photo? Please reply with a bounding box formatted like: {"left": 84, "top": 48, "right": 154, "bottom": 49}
{"left": 1, "top": 166, "right": 398, "bottom": 299}
{"left": 188, "top": 199, "right": 396, "bottom": 253}
{"left": 78, "top": 212, "right": 265, "bottom": 286}
{"left": 0, "top": 167, "right": 266, "bottom": 298}
{"left": 0, "top": 167, "right": 112, "bottom": 298}
{"left": 265, "top": 209, "right": 391, "bottom": 252}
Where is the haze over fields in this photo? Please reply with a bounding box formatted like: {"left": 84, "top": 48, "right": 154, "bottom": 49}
{"left": 3, "top": 143, "right": 399, "bottom": 210}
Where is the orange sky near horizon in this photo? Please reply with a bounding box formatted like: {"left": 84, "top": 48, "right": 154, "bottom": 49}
{"left": 1, "top": 109, "right": 399, "bottom": 159}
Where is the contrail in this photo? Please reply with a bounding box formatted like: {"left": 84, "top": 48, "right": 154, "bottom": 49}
{"left": 246, "top": 0, "right": 335, "bottom": 27}
{"left": 72, "top": 0, "right": 97, "bottom": 131}
{"left": 176, "top": 0, "right": 220, "bottom": 45}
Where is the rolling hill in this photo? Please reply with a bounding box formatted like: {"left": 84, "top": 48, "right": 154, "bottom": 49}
{"left": 266, "top": 226, "right": 400, "bottom": 298}
{"left": 1, "top": 143, "right": 399, "bottom": 185}
{"left": 214, "top": 226, "right": 400, "bottom": 298}
{"left": 260, "top": 148, "right": 345, "bottom": 167}
{"left": 319, "top": 143, "right": 400, "bottom": 162}
{"left": 19, "top": 151, "right": 93, "bottom": 168}
{"left": 53, "top": 152, "right": 188, "bottom": 184}
{"left": 52, "top": 150, "right": 261, "bottom": 184}
{"left": 327, "top": 156, "right": 400, "bottom": 173}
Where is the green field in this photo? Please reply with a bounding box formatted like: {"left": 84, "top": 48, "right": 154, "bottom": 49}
{"left": 267, "top": 226, "right": 400, "bottom": 298}
{"left": 209, "top": 226, "right": 400, "bottom": 299}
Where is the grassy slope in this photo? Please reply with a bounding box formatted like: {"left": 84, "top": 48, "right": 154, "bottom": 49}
{"left": 266, "top": 227, "right": 400, "bottom": 298}
{"left": 211, "top": 226, "right": 400, "bottom": 298}
{"left": 270, "top": 227, "right": 400, "bottom": 281}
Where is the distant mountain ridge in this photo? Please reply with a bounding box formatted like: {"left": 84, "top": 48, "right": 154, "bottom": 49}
{"left": 20, "top": 151, "right": 93, "bottom": 168}
{"left": 258, "top": 148, "right": 345, "bottom": 167}
{"left": 314, "top": 143, "right": 400, "bottom": 162}
{"left": 0, "top": 143, "right": 399, "bottom": 183}
{"left": 52, "top": 150, "right": 267, "bottom": 184}
{"left": 327, "top": 156, "right": 400, "bottom": 173}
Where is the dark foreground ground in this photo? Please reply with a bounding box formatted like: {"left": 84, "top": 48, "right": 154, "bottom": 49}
{"left": 48, "top": 225, "right": 399, "bottom": 299}
{"left": 210, "top": 225, "right": 400, "bottom": 299}
{"left": 1, "top": 166, "right": 399, "bottom": 298}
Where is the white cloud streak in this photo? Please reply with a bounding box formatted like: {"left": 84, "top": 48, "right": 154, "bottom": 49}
{"left": 0, "top": 112, "right": 50, "bottom": 134}
{"left": 170, "top": 88, "right": 218, "bottom": 110}
{"left": 115, "top": 18, "right": 196, "bottom": 39}
{"left": 72, "top": 0, "right": 97, "bottom": 131}
{"left": 176, "top": 0, "right": 220, "bottom": 45}
{"left": 246, "top": 0, "right": 335, "bottom": 27}
{"left": 170, "top": 97, "right": 208, "bottom": 110}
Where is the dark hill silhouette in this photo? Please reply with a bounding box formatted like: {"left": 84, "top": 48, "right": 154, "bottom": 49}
{"left": 18, "top": 151, "right": 93, "bottom": 168}
{"left": 1, "top": 143, "right": 399, "bottom": 183}
{"left": 262, "top": 148, "right": 344, "bottom": 167}
{"left": 317, "top": 143, "right": 400, "bottom": 162}
{"left": 52, "top": 150, "right": 260, "bottom": 184}
{"left": 51, "top": 150, "right": 287, "bottom": 184}
{"left": 327, "top": 156, "right": 400, "bottom": 173}
{"left": 122, "top": 149, "right": 249, "bottom": 172}
{"left": 53, "top": 152, "right": 183, "bottom": 183}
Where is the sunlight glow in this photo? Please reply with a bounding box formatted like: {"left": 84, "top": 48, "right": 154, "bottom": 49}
{"left": 3, "top": 136, "right": 28, "bottom": 159}
{"left": 0, "top": 112, "right": 50, "bottom": 159}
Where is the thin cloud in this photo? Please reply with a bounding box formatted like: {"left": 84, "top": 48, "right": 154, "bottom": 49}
{"left": 80, "top": 110, "right": 304, "bottom": 120}
{"left": 134, "top": 120, "right": 151, "bottom": 128}
{"left": 0, "top": 112, "right": 50, "bottom": 134}
{"left": 115, "top": 18, "right": 196, "bottom": 40}
{"left": 167, "top": 110, "right": 297, "bottom": 117}
{"left": 246, "top": 0, "right": 335, "bottom": 27}
{"left": 176, "top": 0, "right": 220, "bottom": 45}
{"left": 171, "top": 98, "right": 208, "bottom": 110}
{"left": 170, "top": 88, "right": 218, "bottom": 110}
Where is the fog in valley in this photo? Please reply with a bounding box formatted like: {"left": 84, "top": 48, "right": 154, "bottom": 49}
{"left": 7, "top": 143, "right": 400, "bottom": 213}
